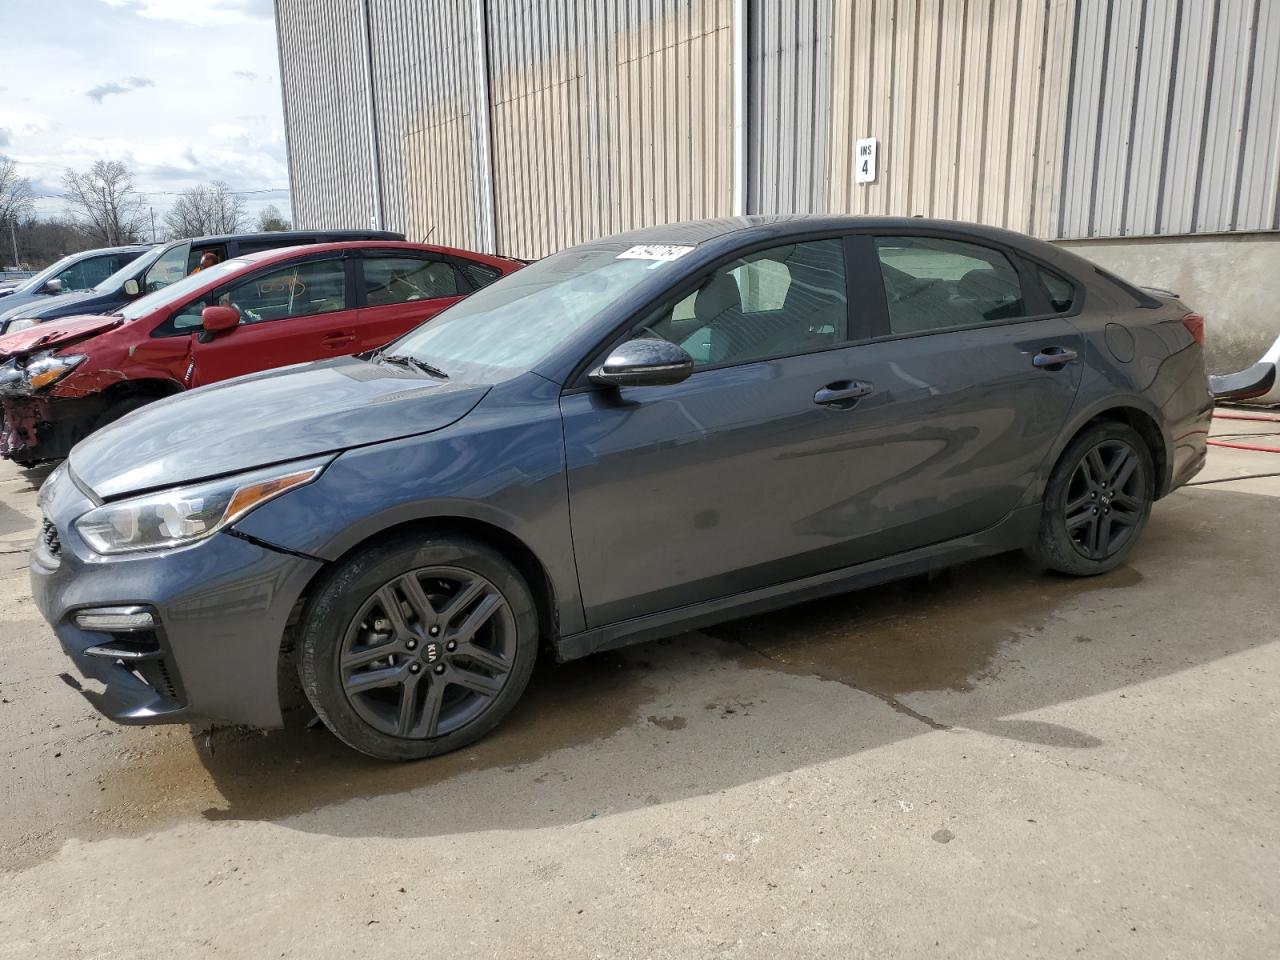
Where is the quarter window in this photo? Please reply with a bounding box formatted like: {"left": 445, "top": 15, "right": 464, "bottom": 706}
{"left": 1038, "top": 266, "right": 1075, "bottom": 312}
{"left": 637, "top": 238, "right": 848, "bottom": 367}
{"left": 458, "top": 260, "right": 503, "bottom": 290}
{"left": 874, "top": 236, "right": 1026, "bottom": 335}
{"left": 362, "top": 257, "right": 459, "bottom": 306}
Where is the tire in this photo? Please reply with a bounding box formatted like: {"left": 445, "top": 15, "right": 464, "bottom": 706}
{"left": 92, "top": 394, "right": 157, "bottom": 434}
{"left": 298, "top": 532, "right": 539, "bottom": 761}
{"left": 1030, "top": 421, "right": 1155, "bottom": 576}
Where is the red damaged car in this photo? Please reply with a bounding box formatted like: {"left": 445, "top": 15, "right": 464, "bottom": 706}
{"left": 0, "top": 241, "right": 522, "bottom": 464}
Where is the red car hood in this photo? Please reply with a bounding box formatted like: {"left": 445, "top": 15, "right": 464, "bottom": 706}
{"left": 0, "top": 314, "right": 123, "bottom": 361}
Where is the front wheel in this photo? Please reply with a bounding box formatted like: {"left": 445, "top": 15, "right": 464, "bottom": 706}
{"left": 1030, "top": 421, "right": 1155, "bottom": 576}
{"left": 299, "top": 533, "right": 539, "bottom": 761}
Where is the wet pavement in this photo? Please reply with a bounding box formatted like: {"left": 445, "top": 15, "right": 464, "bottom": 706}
{"left": 1, "top": 414, "right": 1278, "bottom": 958}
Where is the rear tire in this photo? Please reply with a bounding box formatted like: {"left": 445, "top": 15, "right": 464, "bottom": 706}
{"left": 1030, "top": 421, "right": 1155, "bottom": 576}
{"left": 298, "top": 532, "right": 539, "bottom": 761}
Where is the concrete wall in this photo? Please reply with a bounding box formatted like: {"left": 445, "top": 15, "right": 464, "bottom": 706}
{"left": 1057, "top": 233, "right": 1280, "bottom": 375}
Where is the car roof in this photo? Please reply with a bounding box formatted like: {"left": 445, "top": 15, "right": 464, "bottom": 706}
{"left": 232, "top": 239, "right": 518, "bottom": 267}
{"left": 69, "top": 243, "right": 156, "bottom": 258}
{"left": 188, "top": 228, "right": 403, "bottom": 245}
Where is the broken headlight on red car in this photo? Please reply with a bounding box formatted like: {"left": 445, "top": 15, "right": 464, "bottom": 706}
{"left": 23, "top": 352, "right": 86, "bottom": 391}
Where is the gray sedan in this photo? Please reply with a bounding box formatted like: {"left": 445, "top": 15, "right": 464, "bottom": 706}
{"left": 31, "top": 216, "right": 1212, "bottom": 760}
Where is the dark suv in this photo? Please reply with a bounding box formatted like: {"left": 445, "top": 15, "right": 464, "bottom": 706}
{"left": 32, "top": 216, "right": 1212, "bottom": 761}
{"left": 0, "top": 229, "right": 403, "bottom": 334}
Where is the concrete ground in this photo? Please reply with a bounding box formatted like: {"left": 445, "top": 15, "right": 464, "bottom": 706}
{"left": 1, "top": 412, "right": 1278, "bottom": 959}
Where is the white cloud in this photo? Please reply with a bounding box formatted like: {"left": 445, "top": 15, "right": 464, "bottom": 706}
{"left": 209, "top": 123, "right": 250, "bottom": 140}
{"left": 100, "top": 0, "right": 272, "bottom": 26}
{"left": 85, "top": 76, "right": 155, "bottom": 103}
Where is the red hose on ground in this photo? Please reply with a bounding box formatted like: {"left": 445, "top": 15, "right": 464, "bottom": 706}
{"left": 1209, "top": 407, "right": 1280, "bottom": 452}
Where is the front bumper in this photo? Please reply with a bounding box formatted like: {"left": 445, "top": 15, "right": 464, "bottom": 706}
{"left": 1, "top": 395, "right": 104, "bottom": 464}
{"left": 31, "top": 471, "right": 324, "bottom": 728}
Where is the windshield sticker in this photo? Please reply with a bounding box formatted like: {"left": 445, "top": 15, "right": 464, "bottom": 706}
{"left": 616, "top": 244, "right": 696, "bottom": 263}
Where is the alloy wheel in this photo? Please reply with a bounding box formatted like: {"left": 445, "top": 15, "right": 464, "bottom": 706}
{"left": 1063, "top": 439, "right": 1147, "bottom": 561}
{"left": 339, "top": 566, "right": 516, "bottom": 739}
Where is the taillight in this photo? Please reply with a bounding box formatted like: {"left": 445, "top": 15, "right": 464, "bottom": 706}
{"left": 1181, "top": 313, "right": 1205, "bottom": 346}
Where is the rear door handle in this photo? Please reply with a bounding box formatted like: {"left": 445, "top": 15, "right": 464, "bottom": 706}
{"left": 1033, "top": 346, "right": 1079, "bottom": 368}
{"left": 814, "top": 380, "right": 874, "bottom": 407}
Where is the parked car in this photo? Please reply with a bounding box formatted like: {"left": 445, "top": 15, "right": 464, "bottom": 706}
{"left": 0, "top": 245, "right": 152, "bottom": 317}
{"left": 30, "top": 216, "right": 1211, "bottom": 760}
{"left": 0, "top": 240, "right": 521, "bottom": 464}
{"left": 0, "top": 229, "right": 404, "bottom": 334}
{"left": 0, "top": 270, "right": 36, "bottom": 291}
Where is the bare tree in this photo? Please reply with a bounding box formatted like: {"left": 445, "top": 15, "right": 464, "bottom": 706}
{"left": 1, "top": 155, "right": 35, "bottom": 265}
{"left": 163, "top": 181, "right": 247, "bottom": 238}
{"left": 256, "top": 204, "right": 291, "bottom": 232}
{"left": 62, "top": 160, "right": 146, "bottom": 245}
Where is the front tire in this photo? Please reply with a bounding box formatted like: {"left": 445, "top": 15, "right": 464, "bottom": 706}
{"left": 1030, "top": 421, "right": 1155, "bottom": 576}
{"left": 298, "top": 532, "right": 539, "bottom": 761}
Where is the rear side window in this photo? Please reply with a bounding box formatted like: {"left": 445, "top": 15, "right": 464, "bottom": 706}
{"left": 362, "top": 257, "right": 459, "bottom": 306}
{"left": 874, "top": 236, "right": 1026, "bottom": 335}
{"left": 1038, "top": 266, "right": 1075, "bottom": 312}
{"left": 458, "top": 260, "right": 503, "bottom": 290}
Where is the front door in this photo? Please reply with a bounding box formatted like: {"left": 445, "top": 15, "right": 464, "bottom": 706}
{"left": 184, "top": 256, "right": 358, "bottom": 386}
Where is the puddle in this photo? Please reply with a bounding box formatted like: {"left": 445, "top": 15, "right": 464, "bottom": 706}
{"left": 710, "top": 553, "right": 1141, "bottom": 699}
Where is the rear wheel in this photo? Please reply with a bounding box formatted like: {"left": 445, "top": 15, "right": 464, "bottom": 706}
{"left": 298, "top": 533, "right": 539, "bottom": 761}
{"left": 1030, "top": 421, "right": 1155, "bottom": 576}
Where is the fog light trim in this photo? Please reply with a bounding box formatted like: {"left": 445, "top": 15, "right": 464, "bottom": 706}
{"left": 74, "top": 606, "right": 156, "bottom": 632}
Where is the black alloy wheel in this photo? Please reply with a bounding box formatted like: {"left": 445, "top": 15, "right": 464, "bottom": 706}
{"left": 1030, "top": 420, "right": 1155, "bottom": 576}
{"left": 339, "top": 567, "right": 516, "bottom": 739}
{"left": 299, "top": 533, "right": 539, "bottom": 761}
{"left": 1062, "top": 438, "right": 1147, "bottom": 561}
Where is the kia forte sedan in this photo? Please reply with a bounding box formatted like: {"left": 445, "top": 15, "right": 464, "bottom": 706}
{"left": 31, "top": 216, "right": 1212, "bottom": 760}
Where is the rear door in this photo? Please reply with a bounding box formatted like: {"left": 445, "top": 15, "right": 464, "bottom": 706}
{"left": 353, "top": 252, "right": 469, "bottom": 350}
{"left": 184, "top": 255, "right": 359, "bottom": 385}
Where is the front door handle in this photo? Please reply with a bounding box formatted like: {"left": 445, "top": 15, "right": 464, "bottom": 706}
{"left": 1033, "top": 346, "right": 1079, "bottom": 368}
{"left": 814, "top": 380, "right": 874, "bottom": 407}
{"left": 322, "top": 332, "right": 357, "bottom": 348}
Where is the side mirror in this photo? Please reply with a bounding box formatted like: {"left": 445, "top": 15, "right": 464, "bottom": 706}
{"left": 43, "top": 278, "right": 63, "bottom": 295}
{"left": 589, "top": 338, "right": 694, "bottom": 388}
{"left": 122, "top": 278, "right": 141, "bottom": 297}
{"left": 200, "top": 304, "right": 240, "bottom": 337}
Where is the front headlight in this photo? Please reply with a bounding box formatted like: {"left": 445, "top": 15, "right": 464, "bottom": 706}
{"left": 7, "top": 317, "right": 37, "bottom": 333}
{"left": 75, "top": 460, "right": 327, "bottom": 555}
{"left": 24, "top": 352, "right": 85, "bottom": 390}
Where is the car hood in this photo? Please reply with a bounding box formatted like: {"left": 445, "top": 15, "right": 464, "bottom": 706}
{"left": 0, "top": 313, "right": 123, "bottom": 360}
{"left": 0, "top": 288, "right": 98, "bottom": 324}
{"left": 70, "top": 355, "right": 492, "bottom": 500}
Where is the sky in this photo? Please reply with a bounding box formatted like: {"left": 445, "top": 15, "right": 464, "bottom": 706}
{"left": 1, "top": 0, "right": 289, "bottom": 234}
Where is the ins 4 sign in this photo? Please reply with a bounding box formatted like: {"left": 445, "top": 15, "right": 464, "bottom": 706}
{"left": 855, "top": 138, "right": 878, "bottom": 184}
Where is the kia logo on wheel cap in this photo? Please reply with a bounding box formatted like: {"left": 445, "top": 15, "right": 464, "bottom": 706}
{"left": 421, "top": 642, "right": 441, "bottom": 664}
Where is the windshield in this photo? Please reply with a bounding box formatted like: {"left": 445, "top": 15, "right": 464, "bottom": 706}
{"left": 117, "top": 258, "right": 245, "bottom": 320}
{"left": 385, "top": 245, "right": 678, "bottom": 376}
{"left": 92, "top": 244, "right": 165, "bottom": 294}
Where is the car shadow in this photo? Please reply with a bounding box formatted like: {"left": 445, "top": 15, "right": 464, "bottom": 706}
{"left": 41, "top": 484, "right": 1275, "bottom": 851}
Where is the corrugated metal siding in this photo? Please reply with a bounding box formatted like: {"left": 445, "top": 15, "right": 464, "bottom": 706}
{"left": 1059, "top": 0, "right": 1280, "bottom": 238}
{"left": 748, "top": 0, "right": 832, "bottom": 214}
{"left": 825, "top": 0, "right": 1072, "bottom": 236}
{"left": 275, "top": 0, "right": 377, "bottom": 230}
{"left": 487, "top": 0, "right": 734, "bottom": 260}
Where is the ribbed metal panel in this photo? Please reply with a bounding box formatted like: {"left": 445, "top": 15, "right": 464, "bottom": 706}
{"left": 275, "top": 0, "right": 377, "bottom": 230}
{"left": 485, "top": 0, "right": 734, "bottom": 260}
{"left": 1059, "top": 0, "right": 1280, "bottom": 238}
{"left": 825, "top": 0, "right": 1070, "bottom": 236}
{"left": 748, "top": 0, "right": 832, "bottom": 214}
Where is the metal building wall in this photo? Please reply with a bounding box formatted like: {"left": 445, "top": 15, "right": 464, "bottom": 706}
{"left": 748, "top": 0, "right": 833, "bottom": 214}
{"left": 1057, "top": 0, "right": 1280, "bottom": 238}
{"left": 825, "top": 0, "right": 1076, "bottom": 236}
{"left": 485, "top": 0, "right": 734, "bottom": 260}
{"left": 275, "top": 0, "right": 378, "bottom": 230}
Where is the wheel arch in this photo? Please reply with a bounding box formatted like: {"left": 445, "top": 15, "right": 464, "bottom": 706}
{"left": 1042, "top": 399, "right": 1171, "bottom": 501}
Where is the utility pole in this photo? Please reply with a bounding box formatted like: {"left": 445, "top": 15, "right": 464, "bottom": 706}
{"left": 150, "top": 207, "right": 157, "bottom": 243}
{"left": 8, "top": 219, "right": 17, "bottom": 269}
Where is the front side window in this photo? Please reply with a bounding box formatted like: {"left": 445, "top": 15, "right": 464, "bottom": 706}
{"left": 875, "top": 236, "right": 1026, "bottom": 335}
{"left": 170, "top": 259, "right": 347, "bottom": 331}
{"left": 637, "top": 238, "right": 848, "bottom": 367}
{"left": 362, "top": 257, "right": 458, "bottom": 306}
{"left": 56, "top": 254, "right": 116, "bottom": 292}
{"left": 144, "top": 242, "right": 192, "bottom": 293}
